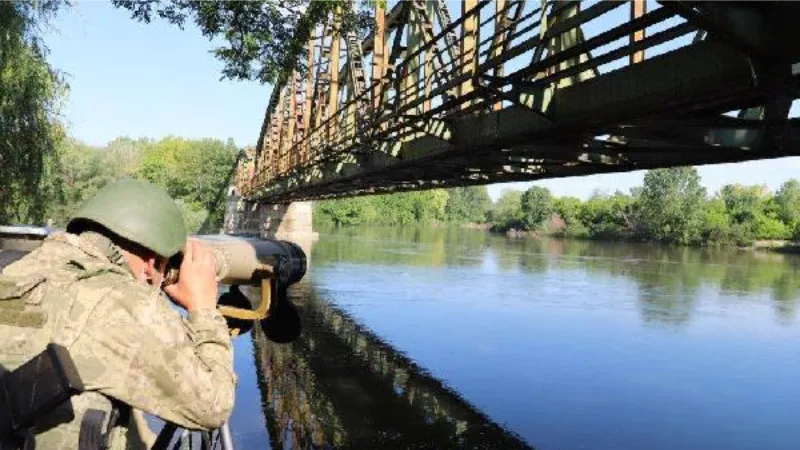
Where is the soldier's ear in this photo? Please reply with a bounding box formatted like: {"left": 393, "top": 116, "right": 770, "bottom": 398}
{"left": 142, "top": 255, "right": 158, "bottom": 282}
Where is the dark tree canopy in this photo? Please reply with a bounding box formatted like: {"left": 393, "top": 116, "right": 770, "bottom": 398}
{"left": 110, "top": 0, "right": 374, "bottom": 84}
{"left": 0, "top": 1, "right": 68, "bottom": 224}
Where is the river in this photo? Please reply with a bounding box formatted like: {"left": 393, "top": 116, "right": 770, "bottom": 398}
{"left": 227, "top": 226, "right": 800, "bottom": 450}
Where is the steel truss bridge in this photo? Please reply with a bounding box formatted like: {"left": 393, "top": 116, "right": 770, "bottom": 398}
{"left": 236, "top": 1, "right": 800, "bottom": 203}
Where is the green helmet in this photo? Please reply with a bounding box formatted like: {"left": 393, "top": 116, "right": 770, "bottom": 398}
{"left": 68, "top": 179, "right": 187, "bottom": 258}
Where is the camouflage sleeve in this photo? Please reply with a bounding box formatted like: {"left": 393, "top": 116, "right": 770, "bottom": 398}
{"left": 67, "top": 287, "right": 237, "bottom": 431}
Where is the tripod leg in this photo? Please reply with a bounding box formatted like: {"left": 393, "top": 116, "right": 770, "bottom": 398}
{"left": 219, "top": 422, "right": 235, "bottom": 450}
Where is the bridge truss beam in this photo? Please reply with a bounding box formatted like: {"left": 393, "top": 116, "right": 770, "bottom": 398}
{"left": 237, "top": 1, "right": 800, "bottom": 203}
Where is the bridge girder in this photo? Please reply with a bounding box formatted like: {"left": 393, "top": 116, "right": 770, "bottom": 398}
{"left": 236, "top": 1, "right": 800, "bottom": 203}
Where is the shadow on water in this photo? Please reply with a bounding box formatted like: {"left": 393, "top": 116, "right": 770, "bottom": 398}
{"left": 248, "top": 278, "right": 533, "bottom": 450}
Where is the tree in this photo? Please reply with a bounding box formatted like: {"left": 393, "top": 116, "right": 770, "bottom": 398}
{"left": 720, "top": 184, "right": 767, "bottom": 225}
{"left": 579, "top": 191, "right": 634, "bottom": 239}
{"left": 553, "top": 197, "right": 581, "bottom": 226}
{"left": 551, "top": 196, "right": 586, "bottom": 236}
{"left": 0, "top": 1, "right": 68, "bottom": 224}
{"left": 444, "top": 186, "right": 491, "bottom": 223}
{"left": 700, "top": 197, "right": 732, "bottom": 244}
{"left": 314, "top": 196, "right": 376, "bottom": 227}
{"left": 47, "top": 139, "right": 126, "bottom": 225}
{"left": 635, "top": 167, "right": 706, "bottom": 244}
{"left": 720, "top": 183, "right": 790, "bottom": 241}
{"left": 412, "top": 189, "right": 449, "bottom": 223}
{"left": 775, "top": 179, "right": 800, "bottom": 230}
{"left": 489, "top": 189, "right": 524, "bottom": 232}
{"left": 134, "top": 137, "right": 239, "bottom": 232}
{"left": 520, "top": 186, "right": 553, "bottom": 230}
{"left": 313, "top": 188, "right": 449, "bottom": 227}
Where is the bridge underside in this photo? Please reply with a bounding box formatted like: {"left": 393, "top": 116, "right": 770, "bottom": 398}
{"left": 239, "top": 1, "right": 800, "bottom": 203}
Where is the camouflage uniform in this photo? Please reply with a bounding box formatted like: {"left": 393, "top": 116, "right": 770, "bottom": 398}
{"left": 0, "top": 231, "right": 236, "bottom": 449}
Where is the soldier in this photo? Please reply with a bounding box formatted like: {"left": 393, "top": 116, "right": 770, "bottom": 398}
{"left": 0, "top": 179, "right": 236, "bottom": 449}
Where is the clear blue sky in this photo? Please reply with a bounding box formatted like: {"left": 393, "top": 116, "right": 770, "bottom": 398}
{"left": 44, "top": 2, "right": 800, "bottom": 201}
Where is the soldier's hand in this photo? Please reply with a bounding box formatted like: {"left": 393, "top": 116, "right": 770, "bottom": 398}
{"left": 163, "top": 239, "right": 218, "bottom": 311}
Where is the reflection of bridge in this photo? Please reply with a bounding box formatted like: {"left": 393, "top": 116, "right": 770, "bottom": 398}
{"left": 236, "top": 1, "right": 800, "bottom": 203}
{"left": 249, "top": 280, "right": 533, "bottom": 449}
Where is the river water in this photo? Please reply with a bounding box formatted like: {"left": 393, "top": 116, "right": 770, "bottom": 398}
{"left": 227, "top": 226, "right": 800, "bottom": 450}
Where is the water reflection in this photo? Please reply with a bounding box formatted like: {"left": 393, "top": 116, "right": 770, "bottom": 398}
{"left": 313, "top": 226, "right": 800, "bottom": 325}
{"left": 250, "top": 279, "right": 533, "bottom": 450}
{"left": 239, "top": 226, "right": 800, "bottom": 449}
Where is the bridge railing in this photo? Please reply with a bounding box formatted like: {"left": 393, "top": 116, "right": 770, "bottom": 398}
{"left": 242, "top": 0, "right": 699, "bottom": 199}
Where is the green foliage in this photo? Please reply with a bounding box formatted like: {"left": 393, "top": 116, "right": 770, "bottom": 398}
{"left": 721, "top": 184, "right": 766, "bottom": 225}
{"left": 753, "top": 215, "right": 789, "bottom": 240}
{"left": 174, "top": 199, "right": 209, "bottom": 234}
{"left": 0, "top": 0, "right": 376, "bottom": 229}
{"left": 111, "top": 1, "right": 373, "bottom": 84}
{"left": 444, "top": 186, "right": 491, "bottom": 223}
{"left": 133, "top": 137, "right": 239, "bottom": 232}
{"left": 135, "top": 137, "right": 238, "bottom": 208}
{"left": 370, "top": 190, "right": 448, "bottom": 225}
{"left": 716, "top": 184, "right": 790, "bottom": 241}
{"left": 775, "top": 179, "right": 800, "bottom": 230}
{"left": 314, "top": 196, "right": 377, "bottom": 227}
{"left": 700, "top": 198, "right": 733, "bottom": 244}
{"left": 520, "top": 186, "right": 553, "bottom": 231}
{"left": 635, "top": 168, "right": 706, "bottom": 245}
{"left": 579, "top": 191, "right": 634, "bottom": 239}
{"left": 39, "top": 136, "right": 238, "bottom": 233}
{"left": 413, "top": 189, "right": 449, "bottom": 224}
{"left": 489, "top": 190, "right": 524, "bottom": 232}
{"left": 469, "top": 168, "right": 799, "bottom": 247}
{"left": 314, "top": 189, "right": 448, "bottom": 227}
{"left": 551, "top": 196, "right": 588, "bottom": 237}
{"left": 46, "top": 139, "right": 128, "bottom": 225}
{"left": 0, "top": 1, "right": 69, "bottom": 225}
{"left": 553, "top": 197, "right": 582, "bottom": 227}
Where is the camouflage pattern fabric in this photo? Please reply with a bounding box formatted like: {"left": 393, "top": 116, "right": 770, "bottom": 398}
{"left": 0, "top": 231, "right": 236, "bottom": 449}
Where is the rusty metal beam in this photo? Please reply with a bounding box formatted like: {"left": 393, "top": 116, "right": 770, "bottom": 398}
{"left": 327, "top": 13, "right": 342, "bottom": 144}
{"left": 242, "top": 0, "right": 800, "bottom": 203}
{"left": 630, "top": 0, "right": 646, "bottom": 64}
{"left": 288, "top": 72, "right": 299, "bottom": 168}
{"left": 372, "top": 2, "right": 387, "bottom": 112}
{"left": 361, "top": 2, "right": 406, "bottom": 54}
{"left": 459, "top": 0, "right": 478, "bottom": 104}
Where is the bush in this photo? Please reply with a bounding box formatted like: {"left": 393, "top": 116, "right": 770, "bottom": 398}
{"left": 753, "top": 215, "right": 790, "bottom": 240}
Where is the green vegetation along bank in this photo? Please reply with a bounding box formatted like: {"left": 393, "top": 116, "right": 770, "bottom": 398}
{"left": 11, "top": 136, "right": 238, "bottom": 234}
{"left": 314, "top": 167, "right": 800, "bottom": 248}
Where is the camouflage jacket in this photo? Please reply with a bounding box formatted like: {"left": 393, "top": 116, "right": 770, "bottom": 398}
{"left": 0, "top": 232, "right": 236, "bottom": 449}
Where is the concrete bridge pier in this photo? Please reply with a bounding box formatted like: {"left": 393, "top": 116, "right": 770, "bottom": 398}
{"left": 223, "top": 188, "right": 318, "bottom": 257}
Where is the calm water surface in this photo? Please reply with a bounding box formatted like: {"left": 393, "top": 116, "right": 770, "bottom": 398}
{"left": 228, "top": 226, "right": 800, "bottom": 450}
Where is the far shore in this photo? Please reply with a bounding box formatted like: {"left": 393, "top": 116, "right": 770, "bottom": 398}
{"left": 456, "top": 223, "right": 800, "bottom": 254}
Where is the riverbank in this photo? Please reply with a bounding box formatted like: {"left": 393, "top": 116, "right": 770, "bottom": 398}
{"left": 493, "top": 226, "right": 800, "bottom": 254}
{"left": 753, "top": 240, "right": 800, "bottom": 254}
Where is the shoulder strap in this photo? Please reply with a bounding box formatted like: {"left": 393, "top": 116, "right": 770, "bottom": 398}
{"left": 79, "top": 401, "right": 130, "bottom": 450}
